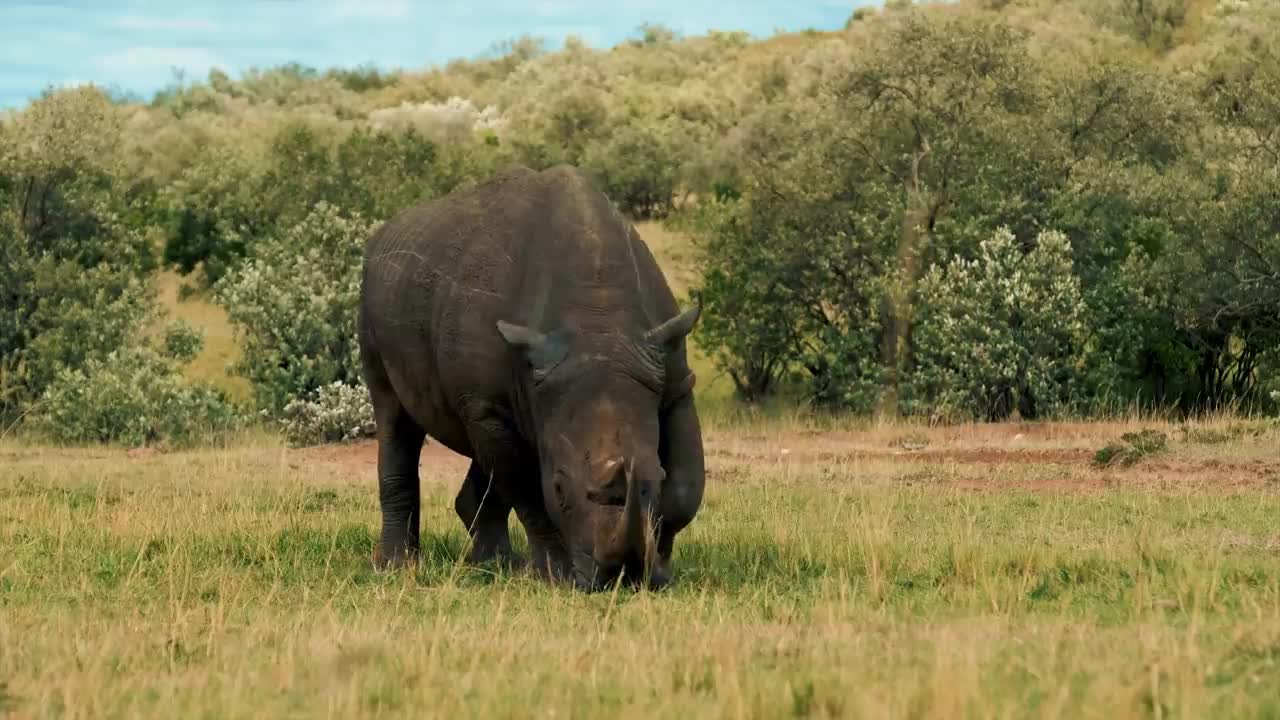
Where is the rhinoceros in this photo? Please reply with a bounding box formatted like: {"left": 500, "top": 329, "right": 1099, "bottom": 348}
{"left": 357, "top": 165, "right": 705, "bottom": 591}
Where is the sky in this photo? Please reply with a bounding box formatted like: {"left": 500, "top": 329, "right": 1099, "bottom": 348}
{"left": 0, "top": 1, "right": 866, "bottom": 110}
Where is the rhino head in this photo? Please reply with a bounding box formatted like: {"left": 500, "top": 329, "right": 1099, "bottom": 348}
{"left": 496, "top": 304, "right": 700, "bottom": 591}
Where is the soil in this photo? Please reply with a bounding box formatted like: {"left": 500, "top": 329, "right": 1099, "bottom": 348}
{"left": 291, "top": 424, "right": 1280, "bottom": 494}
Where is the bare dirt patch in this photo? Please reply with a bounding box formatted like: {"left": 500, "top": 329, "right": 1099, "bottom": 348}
{"left": 291, "top": 423, "right": 1280, "bottom": 495}
{"left": 297, "top": 438, "right": 471, "bottom": 482}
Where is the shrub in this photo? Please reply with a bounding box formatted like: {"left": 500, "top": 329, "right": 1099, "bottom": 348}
{"left": 161, "top": 319, "right": 205, "bottom": 363}
{"left": 0, "top": 87, "right": 158, "bottom": 422}
{"left": 1093, "top": 429, "right": 1169, "bottom": 468}
{"left": 214, "top": 202, "right": 374, "bottom": 416}
{"left": 906, "top": 227, "right": 1093, "bottom": 421}
{"left": 35, "top": 345, "right": 243, "bottom": 447}
{"left": 278, "top": 381, "right": 375, "bottom": 446}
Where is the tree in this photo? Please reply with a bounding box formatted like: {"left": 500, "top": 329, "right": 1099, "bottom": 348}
{"left": 0, "top": 87, "right": 157, "bottom": 420}
{"left": 823, "top": 10, "right": 1048, "bottom": 416}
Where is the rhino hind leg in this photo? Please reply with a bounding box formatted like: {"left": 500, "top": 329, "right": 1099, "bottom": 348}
{"left": 361, "top": 328, "right": 426, "bottom": 570}
{"left": 454, "top": 461, "right": 519, "bottom": 566}
{"left": 370, "top": 400, "right": 426, "bottom": 570}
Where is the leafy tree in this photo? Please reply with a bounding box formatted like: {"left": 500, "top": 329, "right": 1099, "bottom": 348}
{"left": 823, "top": 10, "right": 1049, "bottom": 415}
{"left": 582, "top": 117, "right": 683, "bottom": 219}
{"left": 161, "top": 145, "right": 269, "bottom": 285}
{"left": 162, "top": 122, "right": 449, "bottom": 287}
{"left": 0, "top": 87, "right": 158, "bottom": 421}
{"left": 692, "top": 10, "right": 1054, "bottom": 413}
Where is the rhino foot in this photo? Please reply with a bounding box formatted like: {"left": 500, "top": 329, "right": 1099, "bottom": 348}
{"left": 466, "top": 543, "right": 525, "bottom": 569}
{"left": 372, "top": 542, "right": 420, "bottom": 571}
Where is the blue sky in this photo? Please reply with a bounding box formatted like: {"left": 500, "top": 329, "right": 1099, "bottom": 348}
{"left": 0, "top": 1, "right": 866, "bottom": 109}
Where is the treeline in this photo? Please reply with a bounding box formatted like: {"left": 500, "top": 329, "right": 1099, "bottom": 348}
{"left": 1, "top": 0, "right": 1278, "bottom": 445}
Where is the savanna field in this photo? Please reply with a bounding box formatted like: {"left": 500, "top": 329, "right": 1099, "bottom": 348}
{"left": 4, "top": 416, "right": 1280, "bottom": 718}
{"left": 4, "top": 1, "right": 1280, "bottom": 716}
{"left": 3, "top": 220, "right": 1279, "bottom": 719}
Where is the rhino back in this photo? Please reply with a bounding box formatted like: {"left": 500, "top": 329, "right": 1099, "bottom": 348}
{"left": 360, "top": 165, "right": 681, "bottom": 441}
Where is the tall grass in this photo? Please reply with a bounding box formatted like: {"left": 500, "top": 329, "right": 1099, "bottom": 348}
{"left": 3, "top": 419, "right": 1279, "bottom": 718}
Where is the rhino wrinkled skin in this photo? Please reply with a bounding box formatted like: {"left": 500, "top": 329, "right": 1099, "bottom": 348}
{"left": 357, "top": 165, "right": 705, "bottom": 591}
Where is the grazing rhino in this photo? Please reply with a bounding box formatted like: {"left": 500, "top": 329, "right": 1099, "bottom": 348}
{"left": 357, "top": 165, "right": 705, "bottom": 591}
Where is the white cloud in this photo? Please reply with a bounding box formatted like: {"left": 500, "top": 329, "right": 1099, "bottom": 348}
{"left": 112, "top": 16, "right": 221, "bottom": 32}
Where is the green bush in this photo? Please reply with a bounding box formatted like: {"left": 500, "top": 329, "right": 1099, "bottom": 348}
{"left": 906, "top": 227, "right": 1093, "bottom": 421}
{"left": 1093, "top": 429, "right": 1169, "bottom": 468}
{"left": 161, "top": 319, "right": 205, "bottom": 364}
{"left": 162, "top": 123, "right": 451, "bottom": 288}
{"left": 214, "top": 202, "right": 374, "bottom": 416}
{"left": 35, "top": 346, "right": 243, "bottom": 447}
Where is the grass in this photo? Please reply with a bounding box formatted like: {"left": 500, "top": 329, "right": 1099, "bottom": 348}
{"left": 150, "top": 270, "right": 251, "bottom": 401}
{"left": 4, "top": 417, "right": 1280, "bottom": 718}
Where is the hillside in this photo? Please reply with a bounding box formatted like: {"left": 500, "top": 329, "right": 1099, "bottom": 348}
{"left": 4, "top": 0, "right": 1279, "bottom": 445}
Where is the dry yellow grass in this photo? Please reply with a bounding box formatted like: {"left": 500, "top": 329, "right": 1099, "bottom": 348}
{"left": 3, "top": 417, "right": 1279, "bottom": 718}
{"left": 150, "top": 271, "right": 251, "bottom": 401}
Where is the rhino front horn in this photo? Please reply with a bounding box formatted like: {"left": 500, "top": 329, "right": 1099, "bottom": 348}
{"left": 645, "top": 303, "right": 701, "bottom": 351}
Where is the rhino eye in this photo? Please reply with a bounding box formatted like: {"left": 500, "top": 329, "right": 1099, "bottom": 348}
{"left": 530, "top": 365, "right": 553, "bottom": 385}
{"left": 552, "top": 471, "right": 569, "bottom": 508}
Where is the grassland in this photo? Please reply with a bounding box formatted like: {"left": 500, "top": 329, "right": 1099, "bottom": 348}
{"left": 3, "top": 416, "right": 1280, "bottom": 718}
{"left": 7, "top": 221, "right": 1280, "bottom": 718}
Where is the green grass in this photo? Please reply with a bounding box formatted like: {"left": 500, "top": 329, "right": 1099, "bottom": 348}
{"left": 4, "top": 419, "right": 1280, "bottom": 718}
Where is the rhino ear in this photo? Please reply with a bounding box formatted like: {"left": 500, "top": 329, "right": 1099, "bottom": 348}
{"left": 644, "top": 302, "right": 701, "bottom": 352}
{"left": 497, "top": 321, "right": 569, "bottom": 372}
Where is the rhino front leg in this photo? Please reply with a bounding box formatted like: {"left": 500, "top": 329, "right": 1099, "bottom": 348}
{"left": 370, "top": 403, "right": 426, "bottom": 570}
{"left": 655, "top": 394, "right": 706, "bottom": 588}
{"left": 454, "top": 461, "right": 518, "bottom": 566}
{"left": 462, "top": 419, "right": 572, "bottom": 584}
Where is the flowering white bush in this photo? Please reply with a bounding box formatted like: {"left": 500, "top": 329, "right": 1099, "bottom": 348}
{"left": 278, "top": 381, "right": 375, "bottom": 446}
{"left": 367, "top": 96, "right": 507, "bottom": 143}
{"left": 214, "top": 202, "right": 374, "bottom": 417}
{"left": 906, "top": 227, "right": 1093, "bottom": 421}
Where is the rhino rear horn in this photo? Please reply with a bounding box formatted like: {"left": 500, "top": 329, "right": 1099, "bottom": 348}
{"left": 497, "top": 321, "right": 569, "bottom": 371}
{"left": 645, "top": 303, "right": 701, "bottom": 352}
